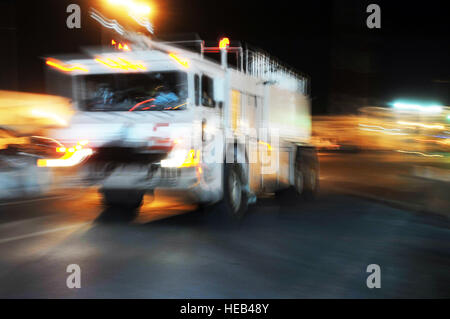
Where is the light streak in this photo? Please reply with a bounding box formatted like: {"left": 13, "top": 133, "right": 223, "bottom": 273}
{"left": 415, "top": 138, "right": 450, "bottom": 146}
{"left": 129, "top": 12, "right": 154, "bottom": 34}
{"left": 168, "top": 53, "right": 189, "bottom": 68}
{"left": 95, "top": 57, "right": 146, "bottom": 71}
{"left": 397, "top": 121, "right": 445, "bottom": 130}
{"left": 393, "top": 102, "right": 443, "bottom": 114}
{"left": 37, "top": 148, "right": 93, "bottom": 167}
{"left": 30, "top": 109, "right": 68, "bottom": 126}
{"left": 165, "top": 102, "right": 187, "bottom": 110}
{"left": 358, "top": 124, "right": 408, "bottom": 136}
{"left": 396, "top": 150, "right": 444, "bottom": 158}
{"left": 128, "top": 98, "right": 155, "bottom": 112}
{"left": 46, "top": 59, "right": 88, "bottom": 73}
{"left": 258, "top": 140, "right": 272, "bottom": 151}
{"left": 37, "top": 140, "right": 93, "bottom": 167}
{"left": 90, "top": 9, "right": 125, "bottom": 35}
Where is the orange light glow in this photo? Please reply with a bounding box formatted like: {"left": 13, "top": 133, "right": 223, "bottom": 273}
{"left": 168, "top": 53, "right": 189, "bottom": 68}
{"left": 164, "top": 102, "right": 187, "bottom": 110}
{"left": 107, "top": 0, "right": 151, "bottom": 16}
{"left": 181, "top": 149, "right": 201, "bottom": 167}
{"left": 129, "top": 98, "right": 155, "bottom": 112}
{"left": 258, "top": 140, "right": 272, "bottom": 151}
{"left": 95, "top": 57, "right": 146, "bottom": 71}
{"left": 46, "top": 59, "right": 88, "bottom": 73}
{"left": 37, "top": 148, "right": 93, "bottom": 167}
{"left": 219, "top": 37, "right": 230, "bottom": 49}
{"left": 38, "top": 140, "right": 92, "bottom": 167}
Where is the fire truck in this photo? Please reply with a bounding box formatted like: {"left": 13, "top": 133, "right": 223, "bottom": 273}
{"left": 39, "top": 24, "right": 318, "bottom": 218}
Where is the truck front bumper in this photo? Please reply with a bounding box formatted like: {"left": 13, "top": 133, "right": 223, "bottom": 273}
{"left": 80, "top": 164, "right": 218, "bottom": 203}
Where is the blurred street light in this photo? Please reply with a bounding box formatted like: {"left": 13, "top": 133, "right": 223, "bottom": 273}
{"left": 102, "top": 0, "right": 154, "bottom": 34}
{"left": 392, "top": 102, "right": 443, "bottom": 114}
{"left": 106, "top": 0, "right": 151, "bottom": 17}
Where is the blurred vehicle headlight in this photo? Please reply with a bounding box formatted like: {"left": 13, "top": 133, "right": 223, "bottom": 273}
{"left": 37, "top": 140, "right": 92, "bottom": 167}
{"left": 161, "top": 149, "right": 200, "bottom": 168}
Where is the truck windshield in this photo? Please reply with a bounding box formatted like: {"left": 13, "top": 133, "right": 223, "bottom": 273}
{"left": 77, "top": 71, "right": 188, "bottom": 111}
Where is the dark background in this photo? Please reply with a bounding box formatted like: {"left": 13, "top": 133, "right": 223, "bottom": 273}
{"left": 0, "top": 0, "right": 449, "bottom": 114}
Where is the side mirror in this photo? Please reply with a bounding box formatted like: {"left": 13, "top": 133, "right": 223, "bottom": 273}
{"left": 218, "top": 101, "right": 223, "bottom": 109}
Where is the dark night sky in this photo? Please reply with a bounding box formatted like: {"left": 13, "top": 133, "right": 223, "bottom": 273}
{"left": 1, "top": 0, "right": 449, "bottom": 113}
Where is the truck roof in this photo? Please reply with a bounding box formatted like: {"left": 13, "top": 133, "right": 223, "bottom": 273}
{"left": 46, "top": 38, "right": 309, "bottom": 94}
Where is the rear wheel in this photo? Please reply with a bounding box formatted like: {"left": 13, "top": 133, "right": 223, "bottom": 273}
{"left": 297, "top": 148, "right": 319, "bottom": 200}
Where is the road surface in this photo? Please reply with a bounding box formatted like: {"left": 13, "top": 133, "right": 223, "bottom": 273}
{"left": 0, "top": 152, "right": 448, "bottom": 298}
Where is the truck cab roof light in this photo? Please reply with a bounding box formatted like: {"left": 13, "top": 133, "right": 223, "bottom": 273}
{"left": 219, "top": 37, "right": 230, "bottom": 49}
{"left": 95, "top": 57, "right": 146, "bottom": 71}
{"left": 46, "top": 58, "right": 88, "bottom": 73}
{"left": 168, "top": 53, "right": 189, "bottom": 68}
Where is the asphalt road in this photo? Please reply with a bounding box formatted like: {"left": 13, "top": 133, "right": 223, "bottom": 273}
{"left": 0, "top": 153, "right": 449, "bottom": 298}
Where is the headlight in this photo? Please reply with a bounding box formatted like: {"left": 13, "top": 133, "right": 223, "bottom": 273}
{"left": 37, "top": 140, "right": 92, "bottom": 167}
{"left": 161, "top": 149, "right": 200, "bottom": 168}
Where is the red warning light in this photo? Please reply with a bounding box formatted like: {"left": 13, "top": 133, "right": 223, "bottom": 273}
{"left": 219, "top": 37, "right": 230, "bottom": 49}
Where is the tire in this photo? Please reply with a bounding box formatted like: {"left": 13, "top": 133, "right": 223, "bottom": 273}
{"left": 224, "top": 164, "right": 248, "bottom": 218}
{"left": 204, "top": 164, "right": 248, "bottom": 221}
{"left": 101, "top": 189, "right": 144, "bottom": 210}
{"left": 297, "top": 148, "right": 319, "bottom": 201}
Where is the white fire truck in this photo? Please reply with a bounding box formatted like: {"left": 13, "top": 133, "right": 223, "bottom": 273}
{"left": 39, "top": 29, "right": 318, "bottom": 218}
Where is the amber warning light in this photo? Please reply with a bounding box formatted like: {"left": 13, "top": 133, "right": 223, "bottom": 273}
{"left": 112, "top": 39, "right": 131, "bottom": 51}
{"left": 219, "top": 37, "right": 230, "bottom": 49}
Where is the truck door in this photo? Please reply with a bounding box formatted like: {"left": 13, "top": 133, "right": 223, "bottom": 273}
{"left": 197, "top": 74, "right": 222, "bottom": 196}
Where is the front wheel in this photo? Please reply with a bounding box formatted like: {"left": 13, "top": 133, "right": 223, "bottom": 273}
{"left": 204, "top": 164, "right": 248, "bottom": 220}
{"left": 224, "top": 164, "right": 248, "bottom": 218}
